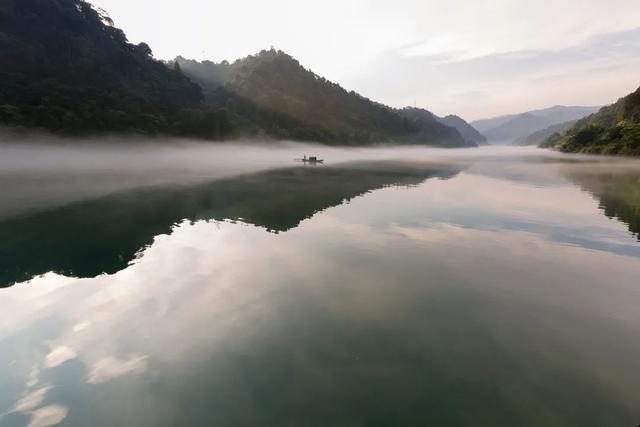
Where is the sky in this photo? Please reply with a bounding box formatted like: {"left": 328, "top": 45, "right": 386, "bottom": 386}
{"left": 95, "top": 0, "right": 640, "bottom": 120}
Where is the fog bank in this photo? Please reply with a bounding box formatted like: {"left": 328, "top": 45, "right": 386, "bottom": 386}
{"left": 2, "top": 134, "right": 638, "bottom": 220}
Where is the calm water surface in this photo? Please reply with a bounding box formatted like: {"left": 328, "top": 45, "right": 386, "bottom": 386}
{"left": 1, "top": 145, "right": 639, "bottom": 426}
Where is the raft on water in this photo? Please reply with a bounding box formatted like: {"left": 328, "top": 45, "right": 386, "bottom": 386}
{"left": 296, "top": 156, "right": 324, "bottom": 164}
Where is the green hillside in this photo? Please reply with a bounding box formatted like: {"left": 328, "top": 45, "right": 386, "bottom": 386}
{"left": 177, "top": 51, "right": 472, "bottom": 147}
{"left": 0, "top": 0, "right": 229, "bottom": 138}
{"left": 0, "top": 0, "right": 474, "bottom": 147}
{"left": 542, "top": 87, "right": 640, "bottom": 156}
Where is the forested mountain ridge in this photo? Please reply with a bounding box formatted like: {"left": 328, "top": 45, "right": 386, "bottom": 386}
{"left": 0, "top": 0, "right": 229, "bottom": 138}
{"left": 438, "top": 115, "right": 487, "bottom": 145}
{"left": 227, "top": 51, "right": 411, "bottom": 140}
{"left": 393, "top": 108, "right": 475, "bottom": 147}
{"left": 541, "top": 86, "right": 640, "bottom": 156}
{"left": 0, "top": 0, "right": 474, "bottom": 147}
{"left": 176, "top": 52, "right": 474, "bottom": 147}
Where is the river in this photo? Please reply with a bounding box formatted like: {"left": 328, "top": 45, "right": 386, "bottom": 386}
{"left": 1, "top": 142, "right": 639, "bottom": 426}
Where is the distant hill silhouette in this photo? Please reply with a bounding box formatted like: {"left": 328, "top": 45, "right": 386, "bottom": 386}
{"left": 392, "top": 107, "right": 476, "bottom": 147}
{"left": 438, "top": 115, "right": 487, "bottom": 145}
{"left": 514, "top": 121, "right": 577, "bottom": 146}
{"left": 472, "top": 106, "right": 600, "bottom": 144}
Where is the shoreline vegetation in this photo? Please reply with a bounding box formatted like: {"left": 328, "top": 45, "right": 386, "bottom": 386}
{"left": 540, "top": 87, "right": 640, "bottom": 156}
{"left": 0, "top": 0, "right": 480, "bottom": 148}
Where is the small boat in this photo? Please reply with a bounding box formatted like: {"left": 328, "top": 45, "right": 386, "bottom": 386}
{"left": 296, "top": 156, "right": 324, "bottom": 164}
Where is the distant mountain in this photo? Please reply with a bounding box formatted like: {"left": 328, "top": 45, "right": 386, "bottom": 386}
{"left": 471, "top": 106, "right": 601, "bottom": 144}
{"left": 542, "top": 86, "right": 640, "bottom": 156}
{"left": 481, "top": 113, "right": 549, "bottom": 143}
{"left": 177, "top": 52, "right": 474, "bottom": 147}
{"left": 514, "top": 121, "right": 577, "bottom": 146}
{"left": 472, "top": 115, "right": 518, "bottom": 134}
{"left": 0, "top": 0, "right": 230, "bottom": 138}
{"left": 393, "top": 108, "right": 476, "bottom": 147}
{"left": 439, "top": 115, "right": 487, "bottom": 145}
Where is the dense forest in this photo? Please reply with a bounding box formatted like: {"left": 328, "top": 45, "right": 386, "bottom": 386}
{"left": 0, "top": 0, "right": 476, "bottom": 147}
{"left": 439, "top": 114, "right": 487, "bottom": 145}
{"left": 392, "top": 107, "right": 481, "bottom": 147}
{"left": 177, "top": 51, "right": 475, "bottom": 146}
{"left": 542, "top": 86, "right": 640, "bottom": 156}
{"left": 0, "top": 0, "right": 230, "bottom": 138}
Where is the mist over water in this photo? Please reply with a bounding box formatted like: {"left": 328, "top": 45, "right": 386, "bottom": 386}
{"left": 0, "top": 135, "right": 538, "bottom": 219}
{"left": 1, "top": 136, "right": 640, "bottom": 426}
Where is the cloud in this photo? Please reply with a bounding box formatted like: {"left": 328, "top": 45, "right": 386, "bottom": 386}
{"left": 26, "top": 365, "right": 40, "bottom": 388}
{"left": 26, "top": 405, "right": 68, "bottom": 427}
{"left": 349, "top": 27, "right": 640, "bottom": 119}
{"left": 87, "top": 354, "right": 149, "bottom": 384}
{"left": 12, "top": 386, "right": 52, "bottom": 413}
{"left": 44, "top": 346, "right": 77, "bottom": 368}
{"left": 72, "top": 321, "right": 91, "bottom": 333}
{"left": 438, "top": 27, "right": 640, "bottom": 82}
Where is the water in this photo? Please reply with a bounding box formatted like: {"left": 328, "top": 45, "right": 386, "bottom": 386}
{"left": 1, "top": 144, "right": 639, "bottom": 426}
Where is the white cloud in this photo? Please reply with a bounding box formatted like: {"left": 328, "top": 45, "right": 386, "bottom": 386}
{"left": 12, "top": 386, "right": 52, "bottom": 413}
{"left": 349, "top": 27, "right": 640, "bottom": 119}
{"left": 26, "top": 365, "right": 40, "bottom": 388}
{"left": 87, "top": 354, "right": 149, "bottom": 384}
{"left": 72, "top": 321, "right": 91, "bottom": 333}
{"left": 44, "top": 346, "right": 77, "bottom": 368}
{"left": 26, "top": 405, "right": 68, "bottom": 427}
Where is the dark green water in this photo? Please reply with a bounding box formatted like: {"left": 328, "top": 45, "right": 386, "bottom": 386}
{"left": 1, "top": 146, "right": 639, "bottom": 426}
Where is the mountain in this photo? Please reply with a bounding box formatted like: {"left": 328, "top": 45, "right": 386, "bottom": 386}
{"left": 177, "top": 52, "right": 474, "bottom": 147}
{"left": 0, "top": 0, "right": 474, "bottom": 147}
{"left": 438, "top": 115, "right": 487, "bottom": 145}
{"left": 393, "top": 108, "right": 476, "bottom": 147}
{"left": 481, "top": 113, "right": 549, "bottom": 143}
{"left": 0, "top": 0, "right": 229, "bottom": 138}
{"left": 471, "top": 114, "right": 517, "bottom": 134}
{"left": 514, "top": 121, "right": 577, "bottom": 146}
{"left": 541, "top": 86, "right": 640, "bottom": 156}
{"left": 471, "top": 106, "right": 601, "bottom": 144}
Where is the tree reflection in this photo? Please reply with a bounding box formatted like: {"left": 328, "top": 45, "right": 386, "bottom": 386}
{"left": 564, "top": 170, "right": 640, "bottom": 239}
{"left": 0, "top": 163, "right": 461, "bottom": 287}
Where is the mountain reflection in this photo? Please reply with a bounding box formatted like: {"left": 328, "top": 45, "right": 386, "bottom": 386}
{"left": 0, "top": 162, "right": 461, "bottom": 288}
{"left": 563, "top": 170, "right": 640, "bottom": 240}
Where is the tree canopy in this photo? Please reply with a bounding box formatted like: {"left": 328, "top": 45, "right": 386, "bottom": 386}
{"left": 0, "top": 0, "right": 229, "bottom": 138}
{"left": 176, "top": 50, "right": 473, "bottom": 147}
{"left": 542, "top": 86, "right": 640, "bottom": 156}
